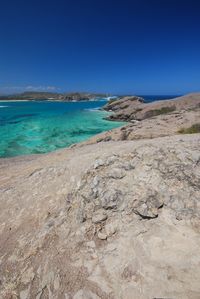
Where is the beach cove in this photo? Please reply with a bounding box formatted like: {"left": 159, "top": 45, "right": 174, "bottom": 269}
{"left": 0, "top": 100, "right": 125, "bottom": 157}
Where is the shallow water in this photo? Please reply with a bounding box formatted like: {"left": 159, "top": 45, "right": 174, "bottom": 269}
{"left": 0, "top": 100, "right": 126, "bottom": 157}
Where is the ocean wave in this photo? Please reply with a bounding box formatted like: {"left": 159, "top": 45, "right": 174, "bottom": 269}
{"left": 0, "top": 105, "right": 9, "bottom": 108}
{"left": 84, "top": 107, "right": 101, "bottom": 111}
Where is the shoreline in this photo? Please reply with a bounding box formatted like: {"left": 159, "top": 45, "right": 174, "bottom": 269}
{"left": 0, "top": 101, "right": 126, "bottom": 159}
{"left": 0, "top": 92, "right": 200, "bottom": 160}
{"left": 0, "top": 99, "right": 107, "bottom": 102}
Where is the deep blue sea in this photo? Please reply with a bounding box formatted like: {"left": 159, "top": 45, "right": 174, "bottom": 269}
{"left": 142, "top": 95, "right": 178, "bottom": 103}
{"left": 0, "top": 95, "right": 178, "bottom": 157}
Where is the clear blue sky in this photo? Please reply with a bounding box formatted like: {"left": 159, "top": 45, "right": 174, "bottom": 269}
{"left": 0, "top": 0, "right": 200, "bottom": 95}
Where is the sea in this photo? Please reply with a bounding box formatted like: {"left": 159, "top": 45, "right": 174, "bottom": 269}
{"left": 0, "top": 95, "right": 177, "bottom": 157}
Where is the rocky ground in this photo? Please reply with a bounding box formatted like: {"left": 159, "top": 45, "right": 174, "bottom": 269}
{"left": 84, "top": 108, "right": 200, "bottom": 144}
{"left": 103, "top": 93, "right": 200, "bottom": 121}
{"left": 0, "top": 93, "right": 200, "bottom": 299}
{"left": 82, "top": 93, "right": 200, "bottom": 144}
{"left": 0, "top": 134, "right": 200, "bottom": 299}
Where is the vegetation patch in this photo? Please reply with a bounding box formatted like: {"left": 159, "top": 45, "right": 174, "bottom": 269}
{"left": 144, "top": 105, "right": 176, "bottom": 118}
{"left": 178, "top": 123, "right": 200, "bottom": 134}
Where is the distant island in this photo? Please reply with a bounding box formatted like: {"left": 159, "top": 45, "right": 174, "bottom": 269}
{"left": 0, "top": 91, "right": 109, "bottom": 101}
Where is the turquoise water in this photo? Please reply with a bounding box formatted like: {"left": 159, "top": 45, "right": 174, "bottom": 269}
{"left": 0, "top": 100, "right": 125, "bottom": 157}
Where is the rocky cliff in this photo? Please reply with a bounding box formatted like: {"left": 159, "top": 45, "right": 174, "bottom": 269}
{"left": 104, "top": 93, "right": 200, "bottom": 121}
{"left": 0, "top": 134, "right": 200, "bottom": 299}
{"left": 79, "top": 93, "right": 200, "bottom": 144}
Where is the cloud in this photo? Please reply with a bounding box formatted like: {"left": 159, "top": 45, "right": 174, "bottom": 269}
{"left": 0, "top": 84, "right": 60, "bottom": 94}
{"left": 25, "top": 85, "right": 59, "bottom": 91}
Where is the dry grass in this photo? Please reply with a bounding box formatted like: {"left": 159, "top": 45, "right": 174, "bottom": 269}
{"left": 144, "top": 106, "right": 176, "bottom": 118}
{"left": 178, "top": 123, "right": 200, "bottom": 134}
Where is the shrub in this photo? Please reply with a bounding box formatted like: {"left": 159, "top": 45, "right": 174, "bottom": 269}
{"left": 178, "top": 123, "right": 200, "bottom": 134}
{"left": 144, "top": 105, "right": 176, "bottom": 118}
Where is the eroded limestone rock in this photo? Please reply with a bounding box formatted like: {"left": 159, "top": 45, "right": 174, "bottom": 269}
{"left": 0, "top": 134, "right": 200, "bottom": 299}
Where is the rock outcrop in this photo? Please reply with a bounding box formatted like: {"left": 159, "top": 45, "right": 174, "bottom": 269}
{"left": 79, "top": 93, "right": 200, "bottom": 145}
{"left": 0, "top": 134, "right": 200, "bottom": 299}
{"left": 103, "top": 95, "right": 144, "bottom": 122}
{"left": 85, "top": 107, "right": 200, "bottom": 144}
{"left": 104, "top": 93, "right": 200, "bottom": 121}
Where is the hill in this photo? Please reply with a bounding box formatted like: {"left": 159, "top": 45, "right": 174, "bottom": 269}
{"left": 0, "top": 91, "right": 107, "bottom": 101}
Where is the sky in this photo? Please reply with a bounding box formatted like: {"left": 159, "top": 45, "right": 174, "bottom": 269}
{"left": 0, "top": 0, "right": 200, "bottom": 95}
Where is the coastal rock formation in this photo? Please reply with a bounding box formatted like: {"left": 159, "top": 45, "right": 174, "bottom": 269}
{"left": 104, "top": 96, "right": 144, "bottom": 113}
{"left": 104, "top": 93, "right": 200, "bottom": 121}
{"left": 63, "top": 92, "right": 105, "bottom": 101}
{"left": 80, "top": 93, "right": 200, "bottom": 145}
{"left": 0, "top": 134, "right": 200, "bottom": 299}
{"left": 85, "top": 107, "right": 200, "bottom": 144}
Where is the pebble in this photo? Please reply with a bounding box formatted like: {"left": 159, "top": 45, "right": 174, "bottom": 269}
{"left": 97, "top": 231, "right": 107, "bottom": 240}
